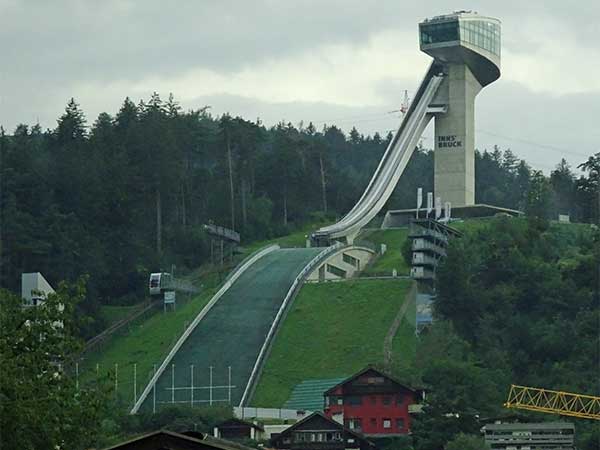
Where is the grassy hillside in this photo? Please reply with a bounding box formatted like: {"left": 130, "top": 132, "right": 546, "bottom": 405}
{"left": 100, "top": 304, "right": 140, "bottom": 328}
{"left": 81, "top": 289, "right": 215, "bottom": 402}
{"left": 81, "top": 222, "right": 413, "bottom": 407}
{"left": 390, "top": 285, "right": 417, "bottom": 363}
{"left": 79, "top": 224, "right": 326, "bottom": 403}
{"left": 362, "top": 228, "right": 410, "bottom": 275}
{"left": 243, "top": 221, "right": 329, "bottom": 253}
{"left": 251, "top": 278, "right": 415, "bottom": 407}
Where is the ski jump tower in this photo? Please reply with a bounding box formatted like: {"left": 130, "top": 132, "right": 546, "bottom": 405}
{"left": 421, "top": 12, "right": 501, "bottom": 206}
{"left": 313, "top": 11, "right": 501, "bottom": 245}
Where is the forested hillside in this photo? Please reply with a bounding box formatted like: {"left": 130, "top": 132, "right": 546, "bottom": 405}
{"left": 407, "top": 218, "right": 600, "bottom": 450}
{"left": 1, "top": 93, "right": 598, "bottom": 338}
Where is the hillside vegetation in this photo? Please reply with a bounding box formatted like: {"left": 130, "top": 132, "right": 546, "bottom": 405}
{"left": 4, "top": 92, "right": 597, "bottom": 343}
{"left": 81, "top": 289, "right": 215, "bottom": 402}
{"left": 252, "top": 278, "right": 415, "bottom": 407}
{"left": 363, "top": 228, "right": 410, "bottom": 275}
{"left": 409, "top": 217, "right": 600, "bottom": 450}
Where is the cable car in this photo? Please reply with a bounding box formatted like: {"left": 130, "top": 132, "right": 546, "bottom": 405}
{"left": 149, "top": 272, "right": 172, "bottom": 296}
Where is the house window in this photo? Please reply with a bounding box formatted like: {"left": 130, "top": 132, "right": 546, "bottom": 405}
{"left": 346, "top": 395, "right": 362, "bottom": 406}
{"left": 367, "top": 376, "right": 385, "bottom": 384}
{"left": 328, "top": 395, "right": 343, "bottom": 405}
{"left": 370, "top": 418, "right": 377, "bottom": 427}
{"left": 345, "top": 418, "right": 362, "bottom": 431}
{"left": 396, "top": 418, "right": 405, "bottom": 430}
{"left": 396, "top": 394, "right": 404, "bottom": 405}
{"left": 383, "top": 419, "right": 392, "bottom": 429}
{"left": 382, "top": 396, "right": 392, "bottom": 406}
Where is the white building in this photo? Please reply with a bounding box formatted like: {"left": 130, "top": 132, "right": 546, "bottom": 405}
{"left": 21, "top": 272, "right": 55, "bottom": 307}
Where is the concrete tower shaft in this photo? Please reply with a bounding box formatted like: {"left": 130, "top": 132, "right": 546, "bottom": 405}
{"left": 420, "top": 12, "right": 501, "bottom": 207}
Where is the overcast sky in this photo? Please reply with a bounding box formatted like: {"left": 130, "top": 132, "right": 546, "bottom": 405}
{"left": 2, "top": 0, "right": 598, "bottom": 172}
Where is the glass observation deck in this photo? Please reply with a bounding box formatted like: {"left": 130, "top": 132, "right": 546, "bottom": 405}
{"left": 419, "top": 12, "right": 501, "bottom": 58}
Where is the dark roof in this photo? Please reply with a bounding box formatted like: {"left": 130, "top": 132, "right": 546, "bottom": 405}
{"left": 275, "top": 412, "right": 374, "bottom": 446}
{"left": 324, "top": 366, "right": 416, "bottom": 395}
{"left": 216, "top": 418, "right": 265, "bottom": 432}
{"left": 103, "top": 430, "right": 257, "bottom": 450}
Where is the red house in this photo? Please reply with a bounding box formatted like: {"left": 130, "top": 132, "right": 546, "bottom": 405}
{"left": 323, "top": 367, "right": 422, "bottom": 437}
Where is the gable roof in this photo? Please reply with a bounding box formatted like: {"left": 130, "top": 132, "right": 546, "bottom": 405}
{"left": 275, "top": 412, "right": 373, "bottom": 446}
{"left": 216, "top": 418, "right": 265, "bottom": 432}
{"left": 103, "top": 429, "right": 256, "bottom": 450}
{"left": 324, "top": 366, "right": 416, "bottom": 395}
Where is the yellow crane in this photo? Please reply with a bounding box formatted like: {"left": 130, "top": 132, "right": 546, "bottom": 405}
{"left": 505, "top": 384, "right": 600, "bottom": 420}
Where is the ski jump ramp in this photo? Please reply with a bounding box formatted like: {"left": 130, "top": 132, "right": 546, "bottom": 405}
{"left": 314, "top": 12, "right": 501, "bottom": 245}
{"left": 131, "top": 245, "right": 335, "bottom": 413}
{"left": 132, "top": 12, "right": 502, "bottom": 413}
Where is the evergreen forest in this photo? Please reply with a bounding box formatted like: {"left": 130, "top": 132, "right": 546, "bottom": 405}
{"left": 1, "top": 94, "right": 599, "bottom": 449}
{"left": 1, "top": 94, "right": 598, "bottom": 338}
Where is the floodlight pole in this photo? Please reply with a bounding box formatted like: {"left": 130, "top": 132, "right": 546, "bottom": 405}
{"left": 153, "top": 365, "right": 157, "bottom": 413}
{"left": 209, "top": 366, "right": 213, "bottom": 406}
{"left": 191, "top": 364, "right": 194, "bottom": 407}
{"left": 171, "top": 364, "right": 175, "bottom": 404}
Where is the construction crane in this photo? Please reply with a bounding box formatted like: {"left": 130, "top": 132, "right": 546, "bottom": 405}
{"left": 388, "top": 90, "right": 411, "bottom": 118}
{"left": 505, "top": 384, "right": 600, "bottom": 420}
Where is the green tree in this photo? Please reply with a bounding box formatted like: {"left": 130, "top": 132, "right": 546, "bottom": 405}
{"left": 577, "top": 152, "right": 600, "bottom": 224}
{"left": 0, "top": 279, "right": 110, "bottom": 450}
{"left": 526, "top": 170, "right": 551, "bottom": 227}
{"left": 446, "top": 433, "right": 489, "bottom": 450}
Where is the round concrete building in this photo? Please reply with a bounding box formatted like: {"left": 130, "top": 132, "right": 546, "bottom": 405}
{"left": 420, "top": 12, "right": 501, "bottom": 207}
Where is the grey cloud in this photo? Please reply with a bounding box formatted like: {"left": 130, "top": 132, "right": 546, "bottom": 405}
{"left": 1, "top": 0, "right": 599, "bottom": 176}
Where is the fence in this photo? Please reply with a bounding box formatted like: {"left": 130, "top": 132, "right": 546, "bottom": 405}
{"left": 74, "top": 362, "right": 236, "bottom": 413}
{"left": 234, "top": 407, "right": 311, "bottom": 421}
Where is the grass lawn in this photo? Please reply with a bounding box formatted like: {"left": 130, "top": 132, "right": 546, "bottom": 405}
{"left": 80, "top": 289, "right": 215, "bottom": 403}
{"left": 362, "top": 228, "right": 410, "bottom": 275}
{"left": 251, "top": 278, "right": 413, "bottom": 407}
{"left": 390, "top": 286, "right": 416, "bottom": 363}
{"left": 100, "top": 305, "right": 141, "bottom": 328}
{"left": 243, "top": 221, "right": 333, "bottom": 254}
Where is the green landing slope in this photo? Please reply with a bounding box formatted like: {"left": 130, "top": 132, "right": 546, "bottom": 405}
{"left": 251, "top": 278, "right": 414, "bottom": 407}
{"left": 363, "top": 228, "right": 410, "bottom": 275}
{"left": 140, "top": 247, "right": 321, "bottom": 411}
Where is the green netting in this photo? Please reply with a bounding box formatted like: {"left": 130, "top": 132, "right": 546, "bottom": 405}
{"left": 283, "top": 378, "right": 346, "bottom": 411}
{"left": 140, "top": 248, "right": 321, "bottom": 412}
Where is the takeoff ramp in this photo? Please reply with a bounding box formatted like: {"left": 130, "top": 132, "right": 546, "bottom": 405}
{"left": 131, "top": 246, "right": 323, "bottom": 413}
{"left": 313, "top": 62, "right": 446, "bottom": 244}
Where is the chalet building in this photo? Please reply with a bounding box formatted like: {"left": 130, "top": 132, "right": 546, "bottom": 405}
{"left": 323, "top": 367, "right": 422, "bottom": 437}
{"left": 213, "top": 418, "right": 265, "bottom": 441}
{"left": 270, "top": 411, "right": 374, "bottom": 450}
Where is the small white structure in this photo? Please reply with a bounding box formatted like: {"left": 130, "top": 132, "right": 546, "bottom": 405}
{"left": 21, "top": 272, "right": 55, "bottom": 307}
{"left": 164, "top": 290, "right": 176, "bottom": 312}
{"left": 149, "top": 272, "right": 172, "bottom": 296}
